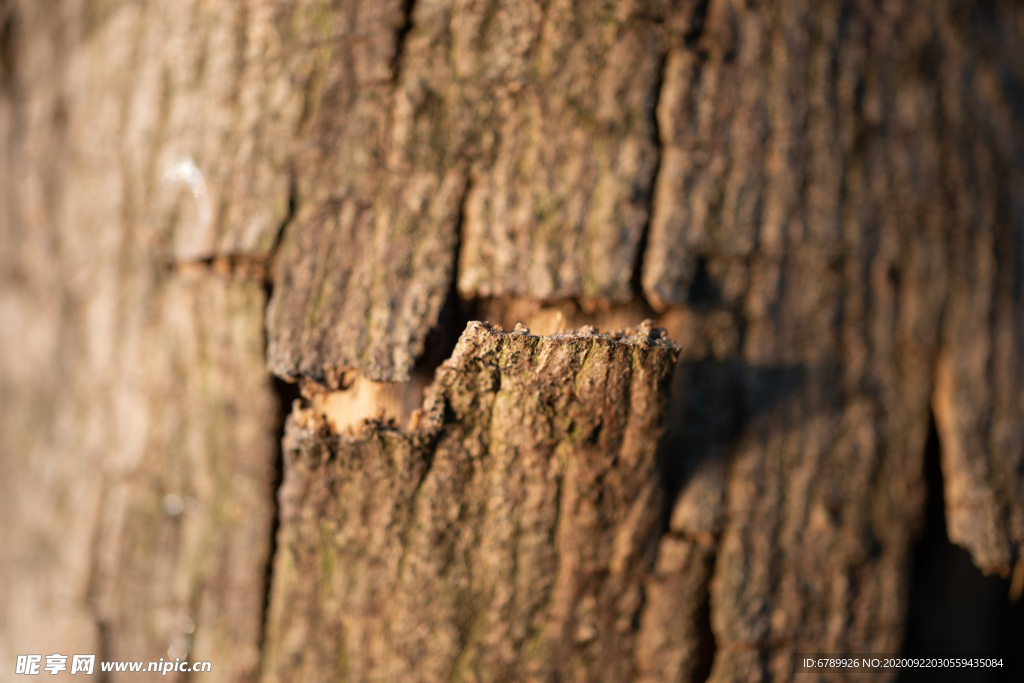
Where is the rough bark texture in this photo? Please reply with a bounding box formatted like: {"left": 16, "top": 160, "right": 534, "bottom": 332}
{"left": 264, "top": 0, "right": 465, "bottom": 386}
{"left": 0, "top": 2, "right": 283, "bottom": 680}
{"left": 264, "top": 0, "right": 668, "bottom": 384}
{"left": 2, "top": 0, "right": 1023, "bottom": 682}
{"left": 641, "top": 3, "right": 1024, "bottom": 599}
{"left": 263, "top": 322, "right": 678, "bottom": 682}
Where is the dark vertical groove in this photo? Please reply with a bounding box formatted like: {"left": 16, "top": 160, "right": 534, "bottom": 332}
{"left": 682, "top": 0, "right": 711, "bottom": 49}
{"left": 900, "top": 412, "right": 1024, "bottom": 682}
{"left": 632, "top": 46, "right": 668, "bottom": 305}
{"left": 413, "top": 177, "right": 477, "bottom": 381}
{"left": 391, "top": 0, "right": 417, "bottom": 84}
{"left": 257, "top": 178, "right": 300, "bottom": 675}
{"left": 261, "top": 381, "right": 300, "bottom": 578}
{"left": 692, "top": 573, "right": 718, "bottom": 683}
{"left": 255, "top": 379, "right": 301, "bottom": 675}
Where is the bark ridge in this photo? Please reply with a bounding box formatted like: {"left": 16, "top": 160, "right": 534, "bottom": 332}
{"left": 263, "top": 321, "right": 679, "bottom": 683}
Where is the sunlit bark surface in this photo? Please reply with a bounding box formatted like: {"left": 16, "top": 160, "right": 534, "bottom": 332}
{"left": 1, "top": 1, "right": 1021, "bottom": 682}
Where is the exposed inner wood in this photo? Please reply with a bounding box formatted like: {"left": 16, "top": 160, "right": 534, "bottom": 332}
{"left": 308, "top": 373, "right": 431, "bottom": 434}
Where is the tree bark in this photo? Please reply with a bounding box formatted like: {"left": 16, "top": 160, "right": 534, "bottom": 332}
{"left": 263, "top": 322, "right": 678, "bottom": 682}
{"left": 1, "top": 0, "right": 1022, "bottom": 682}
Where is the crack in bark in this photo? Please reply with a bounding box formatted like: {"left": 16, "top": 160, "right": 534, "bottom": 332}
{"left": 256, "top": 176, "right": 301, "bottom": 679}
{"left": 901, "top": 411, "right": 1024, "bottom": 666}
{"left": 413, "top": 176, "right": 477, "bottom": 378}
{"left": 164, "top": 253, "right": 275, "bottom": 281}
{"left": 166, "top": 176, "right": 296, "bottom": 284}
{"left": 391, "top": 0, "right": 417, "bottom": 84}
{"left": 632, "top": 46, "right": 668, "bottom": 308}
{"left": 256, "top": 375, "right": 302, "bottom": 673}
{"left": 694, "top": 557, "right": 718, "bottom": 683}
{"left": 682, "top": 0, "right": 711, "bottom": 50}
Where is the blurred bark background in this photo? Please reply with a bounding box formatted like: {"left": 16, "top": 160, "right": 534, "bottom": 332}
{"left": 1, "top": 0, "right": 1023, "bottom": 682}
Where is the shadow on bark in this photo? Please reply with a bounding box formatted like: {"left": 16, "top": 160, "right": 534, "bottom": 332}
{"left": 659, "top": 358, "right": 807, "bottom": 513}
{"left": 900, "top": 415, "right": 1024, "bottom": 682}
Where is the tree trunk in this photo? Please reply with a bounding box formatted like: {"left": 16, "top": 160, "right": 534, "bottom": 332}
{"left": 263, "top": 322, "right": 679, "bottom": 682}
{"left": 1, "top": 1, "right": 1022, "bottom": 682}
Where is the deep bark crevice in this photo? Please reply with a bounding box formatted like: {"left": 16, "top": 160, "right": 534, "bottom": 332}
{"left": 413, "top": 179, "right": 478, "bottom": 386}
{"left": 693, "top": 575, "right": 717, "bottom": 683}
{"left": 900, "top": 412, "right": 1024, "bottom": 682}
{"left": 255, "top": 375, "right": 302, "bottom": 678}
{"left": 632, "top": 45, "right": 667, "bottom": 308}
{"left": 681, "top": 0, "right": 711, "bottom": 50}
{"left": 257, "top": 179, "right": 301, "bottom": 676}
{"left": 391, "top": 0, "right": 417, "bottom": 84}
